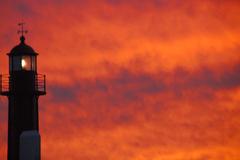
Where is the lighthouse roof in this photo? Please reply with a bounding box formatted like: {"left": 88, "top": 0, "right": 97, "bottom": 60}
{"left": 9, "top": 36, "right": 38, "bottom": 56}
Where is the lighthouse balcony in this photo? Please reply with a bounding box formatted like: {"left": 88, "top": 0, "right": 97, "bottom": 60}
{"left": 0, "top": 74, "right": 46, "bottom": 96}
{"left": 35, "top": 74, "right": 46, "bottom": 95}
{"left": 0, "top": 74, "right": 10, "bottom": 96}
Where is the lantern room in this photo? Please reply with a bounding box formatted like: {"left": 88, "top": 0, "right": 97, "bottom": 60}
{"left": 8, "top": 36, "right": 37, "bottom": 72}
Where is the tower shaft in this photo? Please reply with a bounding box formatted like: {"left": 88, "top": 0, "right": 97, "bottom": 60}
{"left": 8, "top": 72, "right": 39, "bottom": 160}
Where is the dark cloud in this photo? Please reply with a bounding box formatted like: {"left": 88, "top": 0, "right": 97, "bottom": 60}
{"left": 49, "top": 85, "right": 77, "bottom": 102}
{"left": 47, "top": 63, "right": 240, "bottom": 105}
{"left": 183, "top": 65, "right": 240, "bottom": 90}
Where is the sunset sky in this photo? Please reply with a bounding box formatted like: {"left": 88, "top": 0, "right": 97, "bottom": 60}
{"left": 0, "top": 0, "right": 240, "bottom": 159}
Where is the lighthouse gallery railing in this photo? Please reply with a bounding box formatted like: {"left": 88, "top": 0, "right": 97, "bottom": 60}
{"left": 0, "top": 74, "right": 46, "bottom": 96}
{"left": 0, "top": 74, "right": 10, "bottom": 95}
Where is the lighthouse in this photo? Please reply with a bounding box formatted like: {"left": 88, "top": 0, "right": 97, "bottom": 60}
{"left": 0, "top": 23, "right": 46, "bottom": 160}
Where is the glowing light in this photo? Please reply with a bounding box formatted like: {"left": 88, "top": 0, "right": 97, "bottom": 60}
{"left": 21, "top": 59, "right": 27, "bottom": 69}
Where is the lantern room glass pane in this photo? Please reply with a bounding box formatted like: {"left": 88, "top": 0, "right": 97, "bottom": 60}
{"left": 12, "top": 56, "right": 21, "bottom": 71}
{"left": 31, "top": 56, "right": 36, "bottom": 71}
{"left": 21, "top": 56, "right": 31, "bottom": 70}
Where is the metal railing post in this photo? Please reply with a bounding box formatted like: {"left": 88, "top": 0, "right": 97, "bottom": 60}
{"left": 44, "top": 75, "right": 46, "bottom": 93}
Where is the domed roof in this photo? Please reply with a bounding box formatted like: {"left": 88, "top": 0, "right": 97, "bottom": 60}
{"left": 9, "top": 36, "right": 38, "bottom": 56}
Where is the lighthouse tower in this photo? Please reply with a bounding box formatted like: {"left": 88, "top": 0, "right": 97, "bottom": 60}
{"left": 0, "top": 23, "right": 46, "bottom": 160}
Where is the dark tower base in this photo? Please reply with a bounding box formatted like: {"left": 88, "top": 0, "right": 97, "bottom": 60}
{"left": 8, "top": 72, "right": 39, "bottom": 160}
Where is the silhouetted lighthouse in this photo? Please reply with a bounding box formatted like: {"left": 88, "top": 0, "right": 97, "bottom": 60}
{"left": 0, "top": 23, "right": 46, "bottom": 160}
